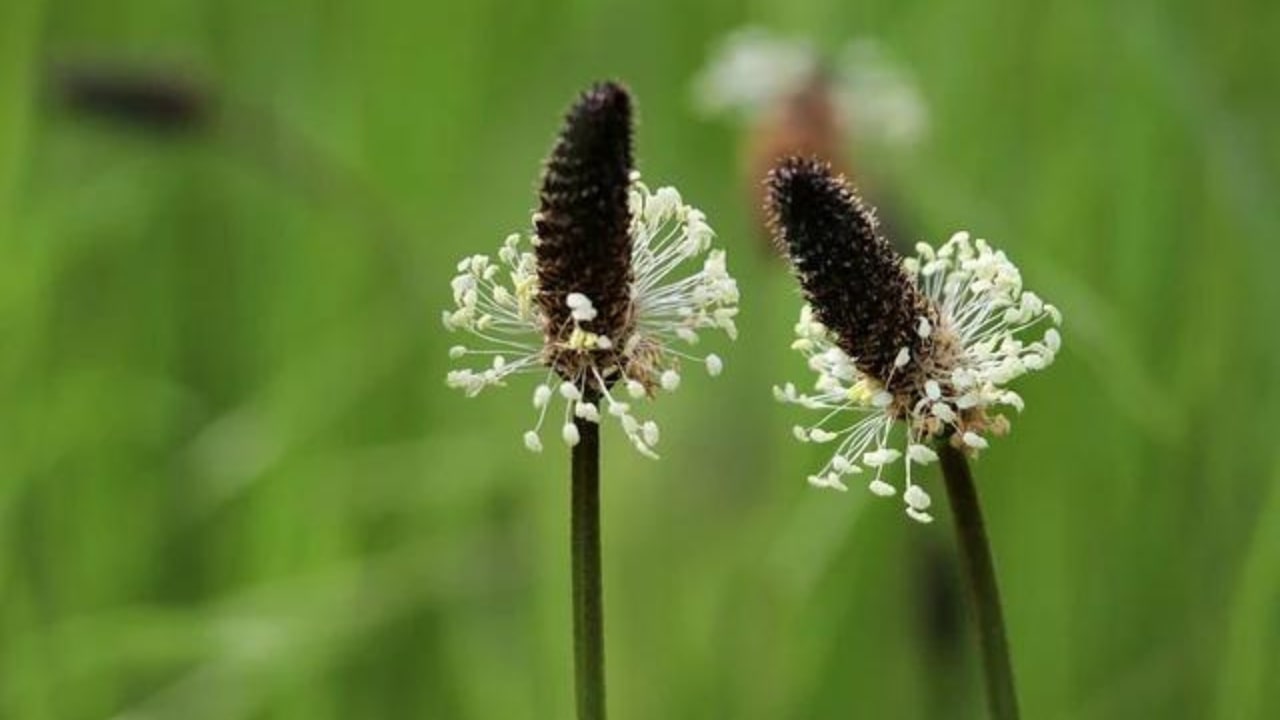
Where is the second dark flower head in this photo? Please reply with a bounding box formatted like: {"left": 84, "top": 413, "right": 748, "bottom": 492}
{"left": 766, "top": 157, "right": 1061, "bottom": 521}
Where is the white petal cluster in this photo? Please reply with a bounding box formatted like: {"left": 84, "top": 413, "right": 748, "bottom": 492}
{"left": 690, "top": 27, "right": 818, "bottom": 120}
{"left": 775, "top": 231, "right": 1062, "bottom": 522}
{"left": 692, "top": 27, "right": 928, "bottom": 148}
{"left": 833, "top": 39, "right": 929, "bottom": 148}
{"left": 445, "top": 175, "right": 738, "bottom": 458}
{"left": 629, "top": 178, "right": 741, "bottom": 345}
{"left": 443, "top": 235, "right": 543, "bottom": 396}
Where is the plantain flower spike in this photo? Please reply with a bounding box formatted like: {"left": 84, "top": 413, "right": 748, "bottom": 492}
{"left": 767, "top": 157, "right": 1060, "bottom": 522}
{"left": 445, "top": 82, "right": 739, "bottom": 457}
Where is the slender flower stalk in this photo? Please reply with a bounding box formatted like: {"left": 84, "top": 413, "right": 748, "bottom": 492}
{"left": 939, "top": 443, "right": 1019, "bottom": 720}
{"left": 570, "top": 402, "right": 605, "bottom": 718}
{"left": 767, "top": 157, "right": 1060, "bottom": 719}
{"left": 444, "top": 82, "right": 738, "bottom": 720}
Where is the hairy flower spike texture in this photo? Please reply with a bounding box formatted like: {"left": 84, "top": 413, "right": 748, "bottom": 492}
{"left": 536, "top": 83, "right": 635, "bottom": 369}
{"left": 767, "top": 157, "right": 1061, "bottom": 522}
{"left": 444, "top": 82, "right": 739, "bottom": 458}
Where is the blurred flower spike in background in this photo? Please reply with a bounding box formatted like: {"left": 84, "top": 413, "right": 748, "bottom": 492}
{"left": 693, "top": 27, "right": 929, "bottom": 149}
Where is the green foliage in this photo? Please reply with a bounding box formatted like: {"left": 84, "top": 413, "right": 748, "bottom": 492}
{"left": 2, "top": 0, "right": 1278, "bottom": 717}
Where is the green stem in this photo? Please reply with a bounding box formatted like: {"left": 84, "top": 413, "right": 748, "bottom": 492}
{"left": 937, "top": 443, "right": 1020, "bottom": 720}
{"left": 571, "top": 412, "right": 606, "bottom": 719}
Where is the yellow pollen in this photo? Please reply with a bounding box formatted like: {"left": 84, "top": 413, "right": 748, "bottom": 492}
{"left": 566, "top": 327, "right": 603, "bottom": 351}
{"left": 514, "top": 276, "right": 537, "bottom": 318}
{"left": 846, "top": 379, "right": 874, "bottom": 404}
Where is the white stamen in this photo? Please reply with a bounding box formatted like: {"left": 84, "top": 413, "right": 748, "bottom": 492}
{"left": 705, "top": 354, "right": 723, "bottom": 376}
{"left": 869, "top": 479, "right": 897, "bottom": 497}
{"left": 574, "top": 402, "right": 600, "bottom": 423}
{"left": 562, "top": 422, "right": 581, "bottom": 447}
{"left": 907, "top": 444, "right": 938, "bottom": 465}
{"left": 523, "top": 431, "right": 543, "bottom": 453}
{"left": 566, "top": 293, "right": 598, "bottom": 322}
{"left": 863, "top": 448, "right": 901, "bottom": 467}
{"left": 904, "top": 485, "right": 932, "bottom": 511}
{"left": 808, "top": 428, "right": 838, "bottom": 443}
{"left": 917, "top": 316, "right": 933, "bottom": 338}
{"left": 661, "top": 370, "right": 681, "bottom": 391}
{"left": 533, "top": 384, "right": 552, "bottom": 408}
{"left": 642, "top": 421, "right": 660, "bottom": 447}
{"left": 906, "top": 508, "right": 934, "bottom": 524}
{"left": 626, "top": 379, "right": 647, "bottom": 399}
{"left": 559, "top": 382, "right": 582, "bottom": 401}
{"left": 932, "top": 402, "right": 957, "bottom": 423}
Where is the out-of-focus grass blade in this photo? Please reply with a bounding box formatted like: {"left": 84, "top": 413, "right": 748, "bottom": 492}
{"left": 0, "top": 0, "right": 43, "bottom": 242}
{"left": 1214, "top": 453, "right": 1280, "bottom": 720}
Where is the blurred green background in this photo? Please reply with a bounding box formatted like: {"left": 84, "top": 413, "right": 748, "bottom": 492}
{"left": 3, "top": 0, "right": 1279, "bottom": 718}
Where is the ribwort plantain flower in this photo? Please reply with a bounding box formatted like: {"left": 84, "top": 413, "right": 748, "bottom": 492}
{"left": 767, "top": 158, "right": 1061, "bottom": 522}
{"left": 444, "top": 82, "right": 739, "bottom": 458}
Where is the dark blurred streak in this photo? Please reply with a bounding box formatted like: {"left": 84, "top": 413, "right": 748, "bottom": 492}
{"left": 46, "top": 60, "right": 429, "bottom": 317}
{"left": 916, "top": 539, "right": 963, "bottom": 660}
{"left": 912, "top": 537, "right": 969, "bottom": 715}
{"left": 52, "top": 63, "right": 213, "bottom": 135}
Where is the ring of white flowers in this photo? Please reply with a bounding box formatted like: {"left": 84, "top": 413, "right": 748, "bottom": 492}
{"left": 445, "top": 174, "right": 740, "bottom": 458}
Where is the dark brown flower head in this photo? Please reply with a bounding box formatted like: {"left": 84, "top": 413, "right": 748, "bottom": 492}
{"left": 534, "top": 81, "right": 635, "bottom": 381}
{"left": 768, "top": 163, "right": 1063, "bottom": 514}
{"left": 766, "top": 157, "right": 941, "bottom": 396}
